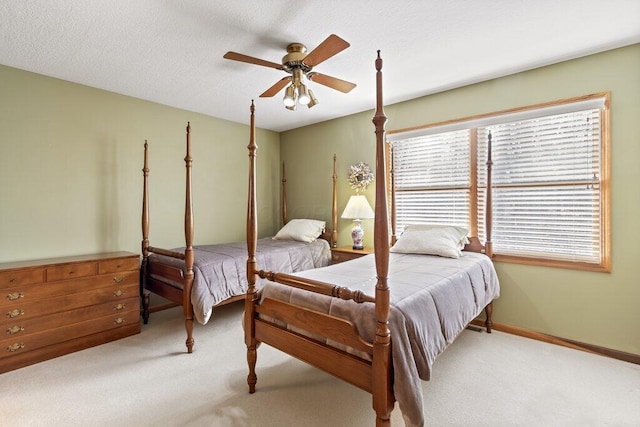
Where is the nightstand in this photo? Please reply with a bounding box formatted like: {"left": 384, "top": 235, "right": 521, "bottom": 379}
{"left": 331, "top": 246, "right": 374, "bottom": 265}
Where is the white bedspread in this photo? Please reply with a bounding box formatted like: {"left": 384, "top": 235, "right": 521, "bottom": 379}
{"left": 259, "top": 251, "right": 500, "bottom": 427}
{"left": 149, "top": 237, "right": 331, "bottom": 324}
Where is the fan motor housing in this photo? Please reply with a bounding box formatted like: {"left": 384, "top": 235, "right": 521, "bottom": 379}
{"left": 283, "top": 43, "right": 311, "bottom": 73}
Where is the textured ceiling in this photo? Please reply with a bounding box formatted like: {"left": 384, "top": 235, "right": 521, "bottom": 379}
{"left": 1, "top": 1, "right": 639, "bottom": 132}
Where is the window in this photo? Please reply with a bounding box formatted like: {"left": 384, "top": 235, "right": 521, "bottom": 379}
{"left": 388, "top": 93, "right": 610, "bottom": 272}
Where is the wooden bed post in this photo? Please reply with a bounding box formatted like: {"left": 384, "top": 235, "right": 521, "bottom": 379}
{"left": 183, "top": 122, "right": 195, "bottom": 353}
{"left": 372, "top": 50, "right": 394, "bottom": 426}
{"left": 141, "top": 141, "right": 151, "bottom": 323}
{"left": 485, "top": 131, "right": 493, "bottom": 258}
{"left": 332, "top": 154, "right": 338, "bottom": 247}
{"left": 484, "top": 131, "right": 494, "bottom": 333}
{"left": 281, "top": 162, "right": 288, "bottom": 225}
{"left": 245, "top": 101, "right": 259, "bottom": 393}
{"left": 388, "top": 142, "right": 397, "bottom": 246}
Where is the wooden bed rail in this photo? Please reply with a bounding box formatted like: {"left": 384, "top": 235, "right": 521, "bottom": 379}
{"left": 256, "top": 298, "right": 374, "bottom": 357}
{"left": 146, "top": 246, "right": 186, "bottom": 260}
{"left": 257, "top": 270, "right": 376, "bottom": 304}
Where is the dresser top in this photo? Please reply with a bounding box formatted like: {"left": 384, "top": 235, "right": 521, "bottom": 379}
{"left": 0, "top": 251, "right": 139, "bottom": 270}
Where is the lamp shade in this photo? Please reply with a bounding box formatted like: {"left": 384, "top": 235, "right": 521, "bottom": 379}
{"left": 341, "top": 195, "right": 374, "bottom": 220}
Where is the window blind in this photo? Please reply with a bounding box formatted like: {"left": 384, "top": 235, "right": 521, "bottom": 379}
{"left": 478, "top": 109, "right": 602, "bottom": 263}
{"left": 389, "top": 93, "right": 608, "bottom": 269}
{"left": 393, "top": 129, "right": 471, "bottom": 234}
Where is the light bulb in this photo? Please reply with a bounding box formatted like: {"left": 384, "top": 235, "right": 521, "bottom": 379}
{"left": 283, "top": 85, "right": 296, "bottom": 107}
{"left": 298, "top": 83, "right": 310, "bottom": 105}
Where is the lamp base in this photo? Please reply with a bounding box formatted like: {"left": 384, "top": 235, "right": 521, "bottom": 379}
{"left": 351, "top": 220, "right": 364, "bottom": 250}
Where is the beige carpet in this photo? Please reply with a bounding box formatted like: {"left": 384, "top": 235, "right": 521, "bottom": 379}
{"left": 2, "top": 302, "right": 639, "bottom": 426}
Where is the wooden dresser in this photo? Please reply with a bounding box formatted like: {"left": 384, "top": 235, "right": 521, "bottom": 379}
{"left": 0, "top": 252, "right": 140, "bottom": 374}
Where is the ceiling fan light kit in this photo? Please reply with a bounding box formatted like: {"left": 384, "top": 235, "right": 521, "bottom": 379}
{"left": 283, "top": 68, "right": 313, "bottom": 109}
{"left": 223, "top": 34, "right": 356, "bottom": 111}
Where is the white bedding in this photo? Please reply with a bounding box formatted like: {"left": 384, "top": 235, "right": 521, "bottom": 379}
{"left": 259, "top": 251, "right": 500, "bottom": 427}
{"left": 149, "top": 237, "right": 331, "bottom": 324}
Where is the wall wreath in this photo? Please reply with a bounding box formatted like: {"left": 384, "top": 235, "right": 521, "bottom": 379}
{"left": 348, "top": 162, "right": 374, "bottom": 193}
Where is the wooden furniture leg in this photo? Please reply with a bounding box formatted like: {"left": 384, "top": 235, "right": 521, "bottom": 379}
{"left": 485, "top": 302, "right": 493, "bottom": 333}
{"left": 142, "top": 291, "right": 150, "bottom": 324}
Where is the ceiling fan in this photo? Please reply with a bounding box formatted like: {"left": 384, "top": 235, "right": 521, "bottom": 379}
{"left": 223, "top": 34, "right": 356, "bottom": 110}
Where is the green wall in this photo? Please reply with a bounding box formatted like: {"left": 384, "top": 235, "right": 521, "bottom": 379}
{"left": 0, "top": 65, "right": 281, "bottom": 263}
{"left": 281, "top": 44, "right": 640, "bottom": 355}
{"left": 1, "top": 45, "right": 638, "bottom": 356}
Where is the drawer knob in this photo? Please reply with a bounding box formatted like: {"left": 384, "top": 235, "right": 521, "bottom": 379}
{"left": 113, "top": 290, "right": 124, "bottom": 297}
{"left": 6, "top": 309, "right": 24, "bottom": 318}
{"left": 114, "top": 317, "right": 125, "bottom": 325}
{"left": 113, "top": 276, "right": 125, "bottom": 283}
{"left": 6, "top": 292, "right": 24, "bottom": 301}
{"left": 7, "top": 325, "right": 24, "bottom": 335}
{"left": 7, "top": 342, "right": 24, "bottom": 352}
{"left": 114, "top": 303, "right": 125, "bottom": 311}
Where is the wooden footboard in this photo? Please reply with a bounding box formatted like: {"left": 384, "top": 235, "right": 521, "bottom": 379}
{"left": 255, "top": 298, "right": 374, "bottom": 392}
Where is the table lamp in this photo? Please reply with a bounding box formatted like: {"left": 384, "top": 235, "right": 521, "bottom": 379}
{"left": 341, "top": 194, "right": 375, "bottom": 250}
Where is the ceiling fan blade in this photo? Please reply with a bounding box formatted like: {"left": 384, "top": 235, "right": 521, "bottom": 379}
{"left": 223, "top": 51, "right": 284, "bottom": 70}
{"left": 302, "top": 34, "right": 350, "bottom": 67}
{"left": 308, "top": 73, "right": 356, "bottom": 93}
{"left": 260, "top": 77, "right": 292, "bottom": 97}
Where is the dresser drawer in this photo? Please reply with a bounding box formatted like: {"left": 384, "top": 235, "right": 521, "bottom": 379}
{"left": 0, "top": 268, "right": 45, "bottom": 289}
{"left": 46, "top": 262, "right": 97, "bottom": 282}
{"left": 332, "top": 252, "right": 356, "bottom": 263}
{"left": 0, "top": 271, "right": 138, "bottom": 309}
{"left": 1, "top": 282, "right": 138, "bottom": 323}
{"left": 2, "top": 297, "right": 139, "bottom": 340}
{"left": 1, "top": 307, "right": 139, "bottom": 361}
{"left": 98, "top": 256, "right": 139, "bottom": 274}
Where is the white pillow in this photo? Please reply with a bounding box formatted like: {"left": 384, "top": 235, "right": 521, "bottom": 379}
{"left": 390, "top": 224, "right": 470, "bottom": 258}
{"left": 403, "top": 224, "right": 470, "bottom": 249}
{"left": 273, "top": 219, "right": 326, "bottom": 243}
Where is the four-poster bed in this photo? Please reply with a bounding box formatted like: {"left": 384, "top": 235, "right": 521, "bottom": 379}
{"left": 140, "top": 124, "right": 339, "bottom": 353}
{"left": 244, "top": 52, "right": 499, "bottom": 426}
